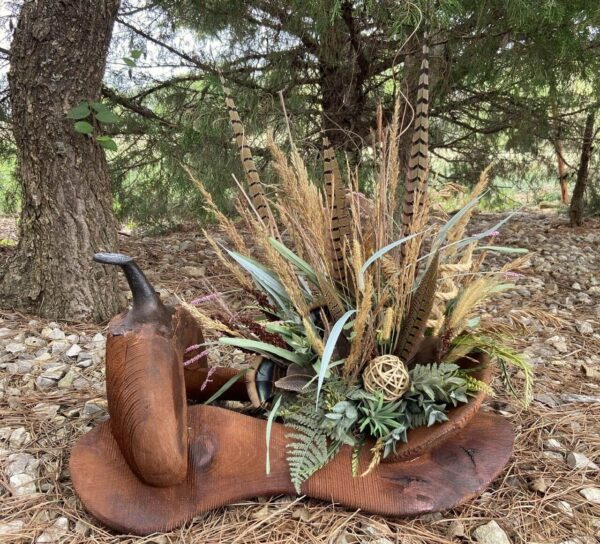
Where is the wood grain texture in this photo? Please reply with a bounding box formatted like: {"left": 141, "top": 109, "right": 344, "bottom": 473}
{"left": 104, "top": 306, "right": 204, "bottom": 486}
{"left": 71, "top": 408, "right": 513, "bottom": 535}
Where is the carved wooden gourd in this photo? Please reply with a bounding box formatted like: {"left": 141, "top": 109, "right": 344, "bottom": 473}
{"left": 70, "top": 255, "right": 514, "bottom": 536}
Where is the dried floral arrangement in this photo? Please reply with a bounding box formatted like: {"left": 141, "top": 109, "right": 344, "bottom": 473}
{"left": 184, "top": 47, "right": 533, "bottom": 493}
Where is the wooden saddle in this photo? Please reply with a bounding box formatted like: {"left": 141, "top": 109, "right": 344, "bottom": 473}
{"left": 70, "top": 255, "right": 514, "bottom": 535}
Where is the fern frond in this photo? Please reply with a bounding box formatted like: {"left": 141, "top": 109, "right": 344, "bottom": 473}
{"left": 285, "top": 404, "right": 338, "bottom": 493}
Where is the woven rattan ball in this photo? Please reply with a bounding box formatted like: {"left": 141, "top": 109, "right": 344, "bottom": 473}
{"left": 363, "top": 355, "right": 410, "bottom": 401}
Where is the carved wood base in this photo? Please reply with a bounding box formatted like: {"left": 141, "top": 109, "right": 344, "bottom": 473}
{"left": 70, "top": 406, "right": 513, "bottom": 535}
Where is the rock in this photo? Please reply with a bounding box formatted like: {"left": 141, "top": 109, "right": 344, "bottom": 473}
{"left": 0, "top": 327, "right": 14, "bottom": 339}
{"left": 572, "top": 282, "right": 582, "bottom": 291}
{"left": 543, "top": 438, "right": 565, "bottom": 452}
{"left": 6, "top": 360, "right": 33, "bottom": 375}
{"left": 82, "top": 399, "right": 107, "bottom": 418}
{"left": 74, "top": 520, "right": 90, "bottom": 536}
{"left": 25, "top": 336, "right": 46, "bottom": 347}
{"left": 529, "top": 477, "right": 548, "bottom": 493}
{"left": 560, "top": 393, "right": 600, "bottom": 404}
{"left": 557, "top": 500, "right": 574, "bottom": 517}
{"left": 0, "top": 426, "right": 11, "bottom": 441}
{"left": 5, "top": 342, "right": 26, "bottom": 354}
{"left": 42, "top": 328, "right": 65, "bottom": 341}
{"left": 35, "top": 377, "right": 57, "bottom": 391}
{"left": 534, "top": 393, "right": 560, "bottom": 408}
{"left": 9, "top": 427, "right": 30, "bottom": 449}
{"left": 566, "top": 452, "right": 599, "bottom": 471}
{"left": 40, "top": 364, "right": 67, "bottom": 381}
{"left": 547, "top": 335, "right": 569, "bottom": 353}
{"left": 447, "top": 520, "right": 465, "bottom": 539}
{"left": 35, "top": 352, "right": 53, "bottom": 362}
{"left": 7, "top": 452, "right": 39, "bottom": 477}
{"left": 66, "top": 334, "right": 79, "bottom": 343}
{"left": 76, "top": 358, "right": 94, "bottom": 369}
{"left": 0, "top": 520, "right": 25, "bottom": 536}
{"left": 33, "top": 403, "right": 60, "bottom": 418}
{"left": 182, "top": 265, "right": 206, "bottom": 278}
{"left": 50, "top": 341, "right": 69, "bottom": 354}
{"left": 92, "top": 333, "right": 105, "bottom": 344}
{"left": 10, "top": 472, "right": 37, "bottom": 496}
{"left": 36, "top": 517, "right": 69, "bottom": 543}
{"left": 473, "top": 520, "right": 511, "bottom": 544}
{"left": 580, "top": 487, "right": 600, "bottom": 504}
{"left": 65, "top": 344, "right": 81, "bottom": 358}
{"left": 58, "top": 369, "right": 78, "bottom": 389}
{"left": 542, "top": 451, "right": 563, "bottom": 461}
{"left": 576, "top": 321, "right": 594, "bottom": 335}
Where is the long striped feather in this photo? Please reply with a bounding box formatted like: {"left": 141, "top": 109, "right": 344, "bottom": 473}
{"left": 220, "top": 77, "right": 274, "bottom": 230}
{"left": 400, "top": 39, "right": 430, "bottom": 253}
{"left": 395, "top": 251, "right": 439, "bottom": 363}
{"left": 323, "top": 136, "right": 352, "bottom": 285}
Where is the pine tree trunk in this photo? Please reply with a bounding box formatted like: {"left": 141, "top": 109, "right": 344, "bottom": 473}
{"left": 569, "top": 110, "right": 596, "bottom": 227}
{"left": 0, "top": 0, "right": 124, "bottom": 322}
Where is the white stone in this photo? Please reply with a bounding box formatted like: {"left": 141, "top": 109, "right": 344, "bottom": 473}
{"left": 57, "top": 369, "right": 78, "bottom": 389}
{"left": 50, "top": 341, "right": 69, "bottom": 354}
{"left": 547, "top": 335, "right": 569, "bottom": 353}
{"left": 580, "top": 487, "right": 600, "bottom": 504}
{"left": 543, "top": 438, "right": 565, "bottom": 452}
{"left": 9, "top": 473, "right": 37, "bottom": 496}
{"left": 35, "top": 377, "right": 56, "bottom": 391}
{"left": 473, "top": 520, "right": 511, "bottom": 544}
{"left": 9, "top": 427, "right": 30, "bottom": 449}
{"left": 5, "top": 343, "right": 26, "bottom": 354}
{"left": 25, "top": 336, "right": 46, "bottom": 347}
{"left": 543, "top": 451, "right": 563, "bottom": 461}
{"left": 0, "top": 426, "right": 11, "bottom": 441}
{"left": 76, "top": 358, "right": 94, "bottom": 369}
{"left": 33, "top": 403, "right": 60, "bottom": 418}
{"left": 65, "top": 344, "right": 81, "bottom": 358}
{"left": 82, "top": 399, "right": 107, "bottom": 418}
{"left": 35, "top": 352, "right": 53, "bottom": 362}
{"left": 45, "top": 328, "right": 65, "bottom": 341}
{"left": 567, "top": 452, "right": 599, "bottom": 471}
{"left": 576, "top": 321, "right": 594, "bottom": 335}
{"left": 6, "top": 452, "right": 39, "bottom": 477}
{"left": 557, "top": 500, "right": 574, "bottom": 517}
{"left": 0, "top": 327, "right": 14, "bottom": 339}
{"left": 40, "top": 364, "right": 67, "bottom": 380}
{"left": 36, "top": 517, "right": 69, "bottom": 543}
{"left": 0, "top": 520, "right": 25, "bottom": 536}
{"left": 74, "top": 520, "right": 90, "bottom": 536}
{"left": 66, "top": 334, "right": 79, "bottom": 343}
{"left": 92, "top": 333, "right": 105, "bottom": 343}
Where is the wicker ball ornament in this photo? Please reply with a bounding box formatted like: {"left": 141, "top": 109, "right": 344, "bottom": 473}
{"left": 363, "top": 355, "right": 410, "bottom": 401}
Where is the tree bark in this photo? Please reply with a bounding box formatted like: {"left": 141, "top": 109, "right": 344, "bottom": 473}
{"left": 569, "top": 110, "right": 596, "bottom": 227}
{"left": 0, "top": 0, "right": 124, "bottom": 322}
{"left": 553, "top": 137, "right": 570, "bottom": 205}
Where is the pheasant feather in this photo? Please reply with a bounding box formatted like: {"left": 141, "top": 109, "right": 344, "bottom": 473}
{"left": 395, "top": 251, "right": 439, "bottom": 363}
{"left": 221, "top": 77, "right": 274, "bottom": 230}
{"left": 323, "top": 136, "right": 352, "bottom": 285}
{"left": 400, "top": 39, "right": 430, "bottom": 257}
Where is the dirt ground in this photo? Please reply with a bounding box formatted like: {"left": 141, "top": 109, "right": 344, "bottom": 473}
{"left": 0, "top": 210, "right": 599, "bottom": 544}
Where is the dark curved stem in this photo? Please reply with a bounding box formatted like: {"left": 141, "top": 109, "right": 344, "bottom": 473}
{"left": 94, "top": 252, "right": 170, "bottom": 326}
